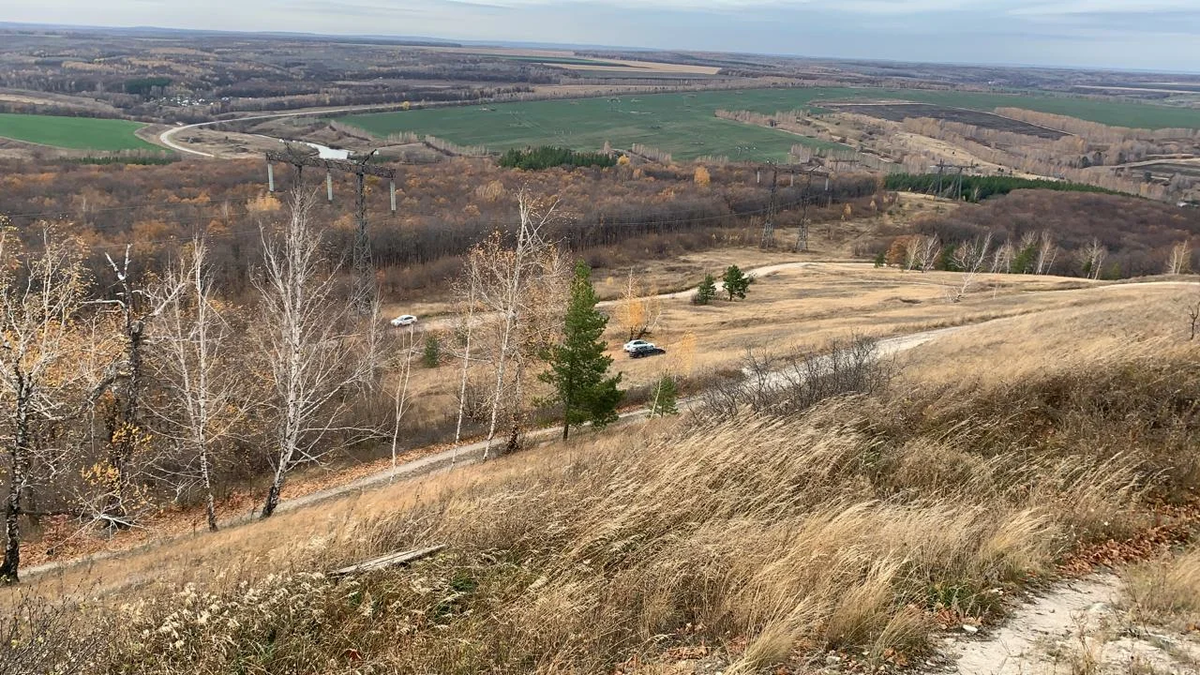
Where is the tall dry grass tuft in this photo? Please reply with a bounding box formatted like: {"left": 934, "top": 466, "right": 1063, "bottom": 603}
{"left": 20, "top": 340, "right": 1200, "bottom": 674}
{"left": 1126, "top": 547, "right": 1200, "bottom": 627}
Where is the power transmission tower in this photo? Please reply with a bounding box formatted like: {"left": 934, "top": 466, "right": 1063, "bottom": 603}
{"left": 794, "top": 166, "right": 828, "bottom": 252}
{"left": 760, "top": 163, "right": 779, "bottom": 249}
{"left": 931, "top": 161, "right": 971, "bottom": 200}
{"left": 265, "top": 145, "right": 397, "bottom": 314}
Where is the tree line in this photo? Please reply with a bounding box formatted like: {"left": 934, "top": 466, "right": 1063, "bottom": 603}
{"left": 883, "top": 173, "right": 1116, "bottom": 202}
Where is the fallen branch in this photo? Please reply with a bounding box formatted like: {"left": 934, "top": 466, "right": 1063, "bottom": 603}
{"left": 330, "top": 544, "right": 446, "bottom": 577}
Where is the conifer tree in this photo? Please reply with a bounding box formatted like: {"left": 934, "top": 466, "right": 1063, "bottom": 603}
{"left": 722, "top": 265, "right": 754, "bottom": 301}
{"left": 694, "top": 274, "right": 717, "bottom": 305}
{"left": 541, "top": 261, "right": 623, "bottom": 440}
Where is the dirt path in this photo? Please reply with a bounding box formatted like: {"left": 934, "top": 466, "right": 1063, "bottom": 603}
{"left": 934, "top": 575, "right": 1200, "bottom": 674}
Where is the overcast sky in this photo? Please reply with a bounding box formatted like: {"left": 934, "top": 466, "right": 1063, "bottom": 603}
{"left": 6, "top": 0, "right": 1200, "bottom": 72}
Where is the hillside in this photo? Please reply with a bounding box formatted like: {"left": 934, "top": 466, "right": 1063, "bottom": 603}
{"left": 908, "top": 190, "right": 1200, "bottom": 277}
{"left": 9, "top": 284, "right": 1200, "bottom": 674}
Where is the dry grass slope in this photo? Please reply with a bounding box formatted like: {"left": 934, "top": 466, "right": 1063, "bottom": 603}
{"left": 9, "top": 320, "right": 1200, "bottom": 674}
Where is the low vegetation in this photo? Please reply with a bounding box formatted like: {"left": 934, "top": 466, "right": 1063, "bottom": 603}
{"left": 497, "top": 146, "right": 617, "bottom": 170}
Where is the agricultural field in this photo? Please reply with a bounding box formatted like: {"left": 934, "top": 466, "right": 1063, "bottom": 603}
{"left": 340, "top": 86, "right": 1200, "bottom": 162}
{"left": 827, "top": 103, "right": 1069, "bottom": 139}
{"left": 0, "top": 113, "right": 159, "bottom": 152}
{"left": 341, "top": 91, "right": 850, "bottom": 162}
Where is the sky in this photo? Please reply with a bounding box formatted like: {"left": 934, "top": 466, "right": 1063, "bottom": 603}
{"left": 5, "top": 0, "right": 1200, "bottom": 72}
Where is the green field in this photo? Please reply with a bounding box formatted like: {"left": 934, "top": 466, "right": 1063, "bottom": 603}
{"left": 0, "top": 113, "right": 158, "bottom": 152}
{"left": 341, "top": 87, "right": 1200, "bottom": 162}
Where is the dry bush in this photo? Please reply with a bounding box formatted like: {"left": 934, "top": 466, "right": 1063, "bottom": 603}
{"left": 0, "top": 591, "right": 105, "bottom": 675}
{"left": 696, "top": 337, "right": 889, "bottom": 424}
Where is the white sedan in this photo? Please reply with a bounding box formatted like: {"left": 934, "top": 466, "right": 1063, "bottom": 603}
{"left": 623, "top": 339, "right": 652, "bottom": 353}
{"left": 391, "top": 315, "right": 418, "bottom": 327}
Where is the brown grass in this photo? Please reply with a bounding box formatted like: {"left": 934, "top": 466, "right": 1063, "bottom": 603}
{"left": 11, "top": 304, "right": 1200, "bottom": 673}
{"left": 1126, "top": 548, "right": 1200, "bottom": 627}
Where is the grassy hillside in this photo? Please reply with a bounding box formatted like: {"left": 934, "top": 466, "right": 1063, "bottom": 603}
{"left": 340, "top": 87, "right": 1200, "bottom": 162}
{"left": 10, "top": 289, "right": 1200, "bottom": 674}
{"left": 0, "top": 113, "right": 158, "bottom": 152}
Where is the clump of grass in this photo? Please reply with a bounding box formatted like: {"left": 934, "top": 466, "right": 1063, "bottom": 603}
{"left": 1125, "top": 548, "right": 1200, "bottom": 627}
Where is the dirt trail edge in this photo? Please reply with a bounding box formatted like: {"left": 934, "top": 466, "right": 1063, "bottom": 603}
{"left": 931, "top": 574, "right": 1200, "bottom": 675}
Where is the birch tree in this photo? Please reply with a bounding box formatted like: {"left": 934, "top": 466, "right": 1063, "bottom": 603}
{"left": 1034, "top": 231, "right": 1058, "bottom": 275}
{"left": 469, "top": 191, "right": 564, "bottom": 458}
{"left": 0, "top": 229, "right": 90, "bottom": 583}
{"left": 389, "top": 323, "right": 417, "bottom": 478}
{"left": 949, "top": 234, "right": 992, "bottom": 302}
{"left": 1168, "top": 240, "right": 1191, "bottom": 275}
{"left": 616, "top": 268, "right": 662, "bottom": 342}
{"left": 147, "top": 237, "right": 241, "bottom": 532}
{"left": 91, "top": 242, "right": 194, "bottom": 526}
{"left": 1081, "top": 238, "right": 1108, "bottom": 280}
{"left": 253, "top": 191, "right": 367, "bottom": 518}
{"left": 452, "top": 251, "right": 480, "bottom": 447}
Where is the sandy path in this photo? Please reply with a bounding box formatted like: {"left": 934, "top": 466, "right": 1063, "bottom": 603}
{"left": 934, "top": 574, "right": 1200, "bottom": 674}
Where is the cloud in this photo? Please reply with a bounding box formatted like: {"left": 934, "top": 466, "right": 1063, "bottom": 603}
{"left": 4, "top": 0, "right": 1199, "bottom": 71}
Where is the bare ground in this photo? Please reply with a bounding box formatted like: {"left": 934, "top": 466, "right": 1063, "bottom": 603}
{"left": 932, "top": 575, "right": 1200, "bottom": 675}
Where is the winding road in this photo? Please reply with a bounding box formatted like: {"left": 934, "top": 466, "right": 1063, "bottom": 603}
{"left": 158, "top": 104, "right": 407, "bottom": 158}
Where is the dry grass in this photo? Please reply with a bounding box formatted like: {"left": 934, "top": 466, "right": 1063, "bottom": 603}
{"left": 1126, "top": 548, "right": 1200, "bottom": 627}
{"left": 10, "top": 313, "right": 1200, "bottom": 673}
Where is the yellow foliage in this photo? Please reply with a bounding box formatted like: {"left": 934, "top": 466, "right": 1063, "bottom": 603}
{"left": 694, "top": 166, "right": 711, "bottom": 187}
{"left": 671, "top": 332, "right": 698, "bottom": 376}
{"left": 246, "top": 193, "right": 282, "bottom": 213}
{"left": 617, "top": 155, "right": 631, "bottom": 166}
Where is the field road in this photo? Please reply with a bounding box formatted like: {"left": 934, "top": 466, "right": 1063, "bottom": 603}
{"left": 159, "top": 108, "right": 366, "bottom": 158}
{"left": 419, "top": 260, "right": 834, "bottom": 332}
{"left": 20, "top": 276, "right": 1196, "bottom": 581}
{"left": 157, "top": 101, "right": 436, "bottom": 157}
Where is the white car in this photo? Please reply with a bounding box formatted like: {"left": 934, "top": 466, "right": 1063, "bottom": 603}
{"left": 391, "top": 315, "right": 418, "bottom": 327}
{"left": 623, "top": 339, "right": 652, "bottom": 353}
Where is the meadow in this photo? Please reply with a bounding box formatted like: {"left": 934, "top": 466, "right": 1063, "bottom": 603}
{"left": 0, "top": 112, "right": 158, "bottom": 152}
{"left": 340, "top": 87, "right": 1200, "bottom": 161}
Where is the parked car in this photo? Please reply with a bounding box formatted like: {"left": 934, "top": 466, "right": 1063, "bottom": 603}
{"left": 629, "top": 344, "right": 666, "bottom": 358}
{"left": 391, "top": 315, "right": 418, "bottom": 327}
{"left": 623, "top": 339, "right": 652, "bottom": 353}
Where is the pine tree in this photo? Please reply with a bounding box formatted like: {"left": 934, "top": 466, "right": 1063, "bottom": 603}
{"left": 422, "top": 334, "right": 441, "bottom": 368}
{"left": 873, "top": 250, "right": 886, "bottom": 268}
{"left": 722, "top": 265, "right": 753, "bottom": 301}
{"left": 541, "top": 261, "right": 623, "bottom": 440}
{"left": 649, "top": 374, "right": 679, "bottom": 417}
{"left": 694, "top": 273, "right": 717, "bottom": 305}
